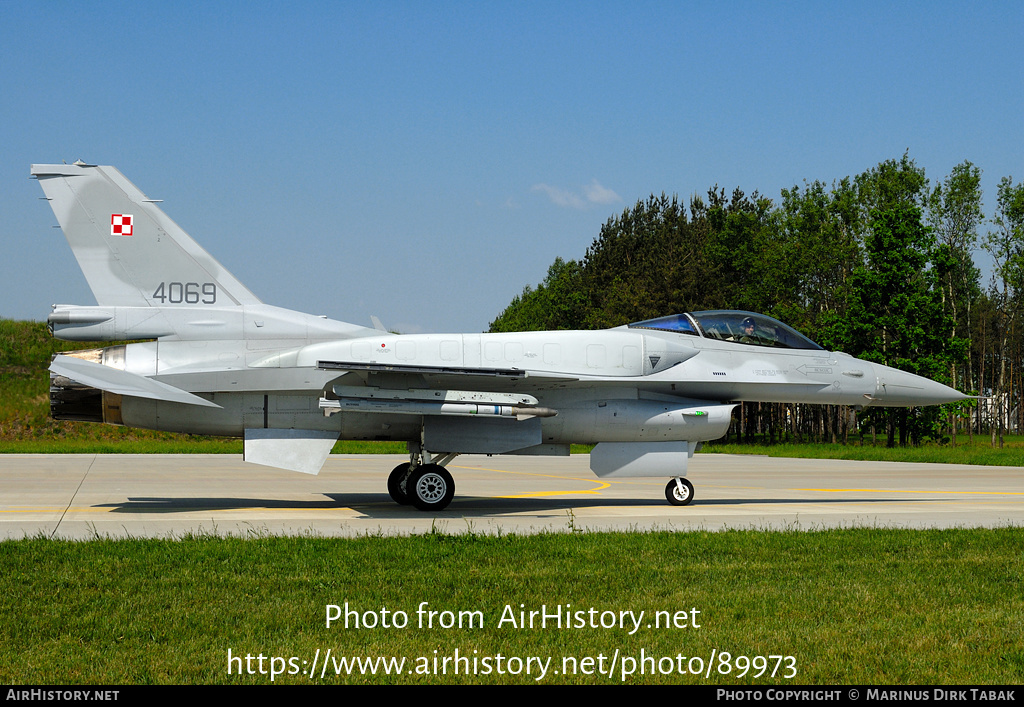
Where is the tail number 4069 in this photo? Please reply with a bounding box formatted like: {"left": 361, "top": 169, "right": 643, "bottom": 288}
{"left": 152, "top": 282, "right": 217, "bottom": 304}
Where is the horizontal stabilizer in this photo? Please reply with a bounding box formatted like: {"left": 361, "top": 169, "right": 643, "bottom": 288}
{"left": 50, "top": 355, "right": 221, "bottom": 408}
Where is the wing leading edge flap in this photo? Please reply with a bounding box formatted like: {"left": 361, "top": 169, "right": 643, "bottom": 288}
{"left": 49, "top": 355, "right": 221, "bottom": 408}
{"left": 319, "top": 360, "right": 527, "bottom": 378}
{"left": 317, "top": 360, "right": 579, "bottom": 385}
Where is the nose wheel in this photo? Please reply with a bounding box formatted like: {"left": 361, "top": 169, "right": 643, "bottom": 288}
{"left": 665, "top": 477, "right": 694, "bottom": 506}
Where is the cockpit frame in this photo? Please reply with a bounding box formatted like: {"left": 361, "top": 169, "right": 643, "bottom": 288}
{"left": 629, "top": 310, "right": 823, "bottom": 351}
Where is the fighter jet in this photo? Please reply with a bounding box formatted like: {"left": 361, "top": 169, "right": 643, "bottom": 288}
{"left": 34, "top": 163, "right": 966, "bottom": 511}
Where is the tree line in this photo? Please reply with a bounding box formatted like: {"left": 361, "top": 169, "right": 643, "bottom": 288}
{"left": 489, "top": 154, "right": 1024, "bottom": 447}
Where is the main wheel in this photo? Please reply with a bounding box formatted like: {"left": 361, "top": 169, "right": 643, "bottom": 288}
{"left": 388, "top": 463, "right": 414, "bottom": 505}
{"left": 408, "top": 464, "right": 455, "bottom": 512}
{"left": 665, "top": 477, "right": 694, "bottom": 506}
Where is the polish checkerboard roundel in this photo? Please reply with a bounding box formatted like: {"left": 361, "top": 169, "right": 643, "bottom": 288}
{"left": 110, "top": 214, "right": 133, "bottom": 236}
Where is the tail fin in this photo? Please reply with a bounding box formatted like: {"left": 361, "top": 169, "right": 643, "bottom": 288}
{"left": 31, "top": 163, "right": 261, "bottom": 307}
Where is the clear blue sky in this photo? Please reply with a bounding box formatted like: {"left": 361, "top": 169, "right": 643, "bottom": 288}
{"left": 2, "top": 2, "right": 1021, "bottom": 333}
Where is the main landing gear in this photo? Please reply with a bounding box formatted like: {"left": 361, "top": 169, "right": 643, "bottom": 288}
{"left": 665, "top": 477, "right": 694, "bottom": 506}
{"left": 387, "top": 446, "right": 459, "bottom": 512}
{"left": 387, "top": 444, "right": 695, "bottom": 510}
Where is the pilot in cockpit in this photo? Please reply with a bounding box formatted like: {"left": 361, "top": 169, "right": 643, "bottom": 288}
{"left": 737, "top": 316, "right": 757, "bottom": 344}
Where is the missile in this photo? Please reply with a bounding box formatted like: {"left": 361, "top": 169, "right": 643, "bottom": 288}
{"left": 320, "top": 397, "right": 557, "bottom": 420}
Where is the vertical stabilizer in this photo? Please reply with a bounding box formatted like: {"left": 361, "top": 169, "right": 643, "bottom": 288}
{"left": 32, "top": 163, "right": 261, "bottom": 308}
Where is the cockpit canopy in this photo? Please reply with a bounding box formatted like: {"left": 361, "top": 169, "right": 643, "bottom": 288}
{"left": 628, "top": 310, "right": 823, "bottom": 351}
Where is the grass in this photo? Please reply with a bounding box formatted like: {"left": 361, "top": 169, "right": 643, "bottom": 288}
{"left": 1, "top": 527, "right": 1021, "bottom": 685}
{"left": 703, "top": 437, "right": 1024, "bottom": 466}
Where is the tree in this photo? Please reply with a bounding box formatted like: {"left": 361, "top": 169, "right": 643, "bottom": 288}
{"left": 775, "top": 178, "right": 861, "bottom": 342}
{"left": 701, "top": 187, "right": 779, "bottom": 316}
{"left": 841, "top": 204, "right": 955, "bottom": 445}
{"left": 927, "top": 161, "right": 983, "bottom": 408}
{"left": 981, "top": 176, "right": 1024, "bottom": 446}
{"left": 854, "top": 151, "right": 929, "bottom": 215}
{"left": 581, "top": 193, "right": 715, "bottom": 328}
{"left": 488, "top": 257, "right": 586, "bottom": 332}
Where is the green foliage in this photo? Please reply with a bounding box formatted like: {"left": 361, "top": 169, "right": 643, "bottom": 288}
{"left": 854, "top": 151, "right": 929, "bottom": 214}
{"left": 838, "top": 205, "right": 959, "bottom": 443}
{"left": 775, "top": 178, "right": 861, "bottom": 340}
{"left": 926, "top": 161, "right": 984, "bottom": 400}
{"left": 1, "top": 319, "right": 115, "bottom": 441}
{"left": 700, "top": 187, "right": 778, "bottom": 316}
{"left": 704, "top": 435, "right": 1024, "bottom": 465}
{"left": 489, "top": 257, "right": 587, "bottom": 332}
{"left": 986, "top": 176, "right": 1024, "bottom": 301}
{"left": 490, "top": 191, "right": 783, "bottom": 332}
{"left": 981, "top": 176, "right": 1024, "bottom": 439}
{"left": 843, "top": 205, "right": 944, "bottom": 369}
{"left": 928, "top": 161, "right": 984, "bottom": 257}
{"left": 583, "top": 192, "right": 720, "bottom": 327}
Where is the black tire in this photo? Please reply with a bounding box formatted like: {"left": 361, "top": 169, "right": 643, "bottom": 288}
{"left": 388, "top": 463, "right": 414, "bottom": 505}
{"left": 665, "top": 477, "right": 694, "bottom": 506}
{"left": 408, "top": 464, "right": 455, "bottom": 512}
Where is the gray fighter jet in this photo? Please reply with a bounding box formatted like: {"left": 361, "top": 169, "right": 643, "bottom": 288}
{"left": 34, "top": 163, "right": 966, "bottom": 510}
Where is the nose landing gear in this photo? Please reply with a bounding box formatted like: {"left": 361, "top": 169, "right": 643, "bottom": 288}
{"left": 665, "top": 477, "right": 694, "bottom": 506}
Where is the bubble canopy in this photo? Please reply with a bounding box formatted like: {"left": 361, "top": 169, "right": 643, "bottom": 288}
{"left": 628, "top": 311, "right": 824, "bottom": 351}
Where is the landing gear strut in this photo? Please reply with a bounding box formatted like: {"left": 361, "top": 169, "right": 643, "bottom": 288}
{"left": 665, "top": 477, "right": 694, "bottom": 506}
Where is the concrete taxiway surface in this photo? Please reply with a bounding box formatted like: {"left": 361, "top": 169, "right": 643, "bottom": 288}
{"left": 1, "top": 453, "right": 1022, "bottom": 539}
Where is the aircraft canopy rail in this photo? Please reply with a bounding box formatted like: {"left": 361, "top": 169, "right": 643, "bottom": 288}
{"left": 628, "top": 313, "right": 700, "bottom": 336}
{"left": 629, "top": 310, "right": 824, "bottom": 351}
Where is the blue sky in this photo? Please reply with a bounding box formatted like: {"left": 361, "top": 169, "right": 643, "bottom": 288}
{"left": 2, "top": 2, "right": 1021, "bottom": 333}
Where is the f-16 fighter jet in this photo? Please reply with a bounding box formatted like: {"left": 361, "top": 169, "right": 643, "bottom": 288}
{"left": 34, "top": 163, "right": 965, "bottom": 511}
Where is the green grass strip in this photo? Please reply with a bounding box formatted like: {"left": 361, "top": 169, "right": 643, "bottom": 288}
{"left": 2, "top": 528, "right": 1021, "bottom": 684}
{"left": 703, "top": 438, "right": 1024, "bottom": 466}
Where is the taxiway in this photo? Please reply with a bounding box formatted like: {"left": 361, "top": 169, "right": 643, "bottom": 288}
{"left": 1, "top": 453, "right": 1021, "bottom": 539}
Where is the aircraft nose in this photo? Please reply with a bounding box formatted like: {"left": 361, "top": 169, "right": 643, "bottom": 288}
{"left": 872, "top": 366, "right": 965, "bottom": 407}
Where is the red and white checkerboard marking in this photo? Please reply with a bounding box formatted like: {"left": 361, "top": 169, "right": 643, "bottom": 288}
{"left": 110, "top": 214, "right": 133, "bottom": 236}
